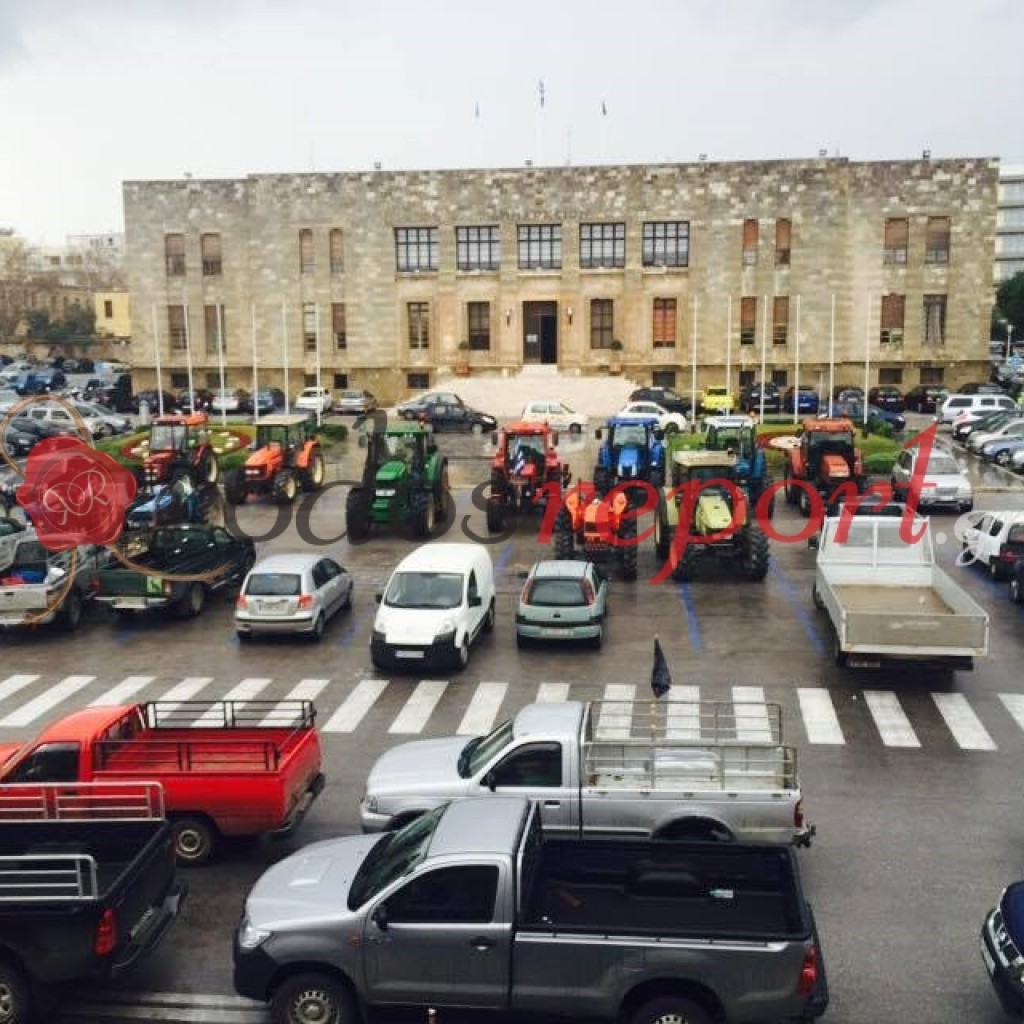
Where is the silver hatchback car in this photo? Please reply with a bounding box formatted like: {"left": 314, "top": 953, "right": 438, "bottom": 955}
{"left": 515, "top": 559, "right": 608, "bottom": 649}
{"left": 236, "top": 553, "right": 353, "bottom": 641}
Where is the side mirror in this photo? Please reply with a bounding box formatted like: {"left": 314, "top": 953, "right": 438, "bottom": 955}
{"left": 485, "top": 772, "right": 497, "bottom": 793}
{"left": 375, "top": 592, "right": 383, "bottom": 604}
{"left": 371, "top": 904, "right": 389, "bottom": 931}
{"left": 469, "top": 594, "right": 482, "bottom": 608}
{"left": 490, "top": 431, "right": 499, "bottom": 446}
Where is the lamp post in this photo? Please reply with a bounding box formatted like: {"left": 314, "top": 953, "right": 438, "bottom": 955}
{"left": 1008, "top": 322, "right": 1015, "bottom": 362}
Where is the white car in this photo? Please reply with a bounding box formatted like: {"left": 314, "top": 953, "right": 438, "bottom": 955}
{"left": 295, "top": 387, "right": 333, "bottom": 415}
{"left": 959, "top": 510, "right": 1024, "bottom": 580}
{"left": 615, "top": 401, "right": 687, "bottom": 433}
{"left": 519, "top": 400, "right": 589, "bottom": 435}
{"left": 890, "top": 446, "right": 973, "bottom": 512}
{"left": 26, "top": 403, "right": 109, "bottom": 438}
{"left": 211, "top": 388, "right": 243, "bottom": 413}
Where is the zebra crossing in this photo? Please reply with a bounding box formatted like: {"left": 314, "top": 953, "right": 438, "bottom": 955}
{"left": 0, "top": 669, "right": 1021, "bottom": 752}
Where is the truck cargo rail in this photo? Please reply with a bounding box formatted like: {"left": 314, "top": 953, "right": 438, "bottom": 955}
{"left": 0, "top": 854, "right": 99, "bottom": 902}
{"left": 583, "top": 699, "right": 783, "bottom": 745}
{"left": 144, "top": 699, "right": 317, "bottom": 731}
{"left": 0, "top": 782, "right": 166, "bottom": 821}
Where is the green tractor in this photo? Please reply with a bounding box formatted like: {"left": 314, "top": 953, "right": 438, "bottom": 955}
{"left": 654, "top": 449, "right": 770, "bottom": 581}
{"left": 345, "top": 423, "right": 451, "bottom": 540}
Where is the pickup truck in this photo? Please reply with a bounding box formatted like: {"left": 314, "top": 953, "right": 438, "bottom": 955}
{"left": 360, "top": 698, "right": 813, "bottom": 846}
{"left": 0, "top": 700, "right": 325, "bottom": 865}
{"left": 0, "top": 781, "right": 186, "bottom": 1023}
{"left": 0, "top": 516, "right": 32, "bottom": 573}
{"left": 811, "top": 512, "right": 989, "bottom": 669}
{"left": 0, "top": 538, "right": 108, "bottom": 631}
{"left": 234, "top": 796, "right": 828, "bottom": 1024}
{"left": 94, "top": 523, "right": 255, "bottom": 619}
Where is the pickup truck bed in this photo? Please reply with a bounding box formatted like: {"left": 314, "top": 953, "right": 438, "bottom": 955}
{"left": 832, "top": 583, "right": 954, "bottom": 614}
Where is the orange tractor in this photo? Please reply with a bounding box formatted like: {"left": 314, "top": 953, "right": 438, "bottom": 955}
{"left": 551, "top": 485, "right": 638, "bottom": 581}
{"left": 784, "top": 417, "right": 867, "bottom": 516}
{"left": 486, "top": 422, "right": 571, "bottom": 533}
{"left": 141, "top": 412, "right": 220, "bottom": 487}
{"left": 224, "top": 414, "right": 326, "bottom": 505}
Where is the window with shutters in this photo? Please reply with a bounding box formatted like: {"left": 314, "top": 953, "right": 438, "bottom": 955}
{"left": 467, "top": 301, "right": 490, "bottom": 351}
{"left": 167, "top": 305, "right": 187, "bottom": 350}
{"left": 329, "top": 229, "right": 344, "bottom": 274}
{"left": 299, "top": 229, "right": 315, "bottom": 274}
{"left": 204, "top": 305, "right": 225, "bottom": 356}
{"left": 407, "top": 371, "right": 430, "bottom": 389}
{"left": 395, "top": 228, "right": 439, "bottom": 272}
{"left": 775, "top": 219, "right": 791, "bottom": 266}
{"left": 883, "top": 218, "right": 909, "bottom": 265}
{"left": 923, "top": 295, "right": 946, "bottom": 347}
{"left": 408, "top": 302, "right": 430, "bottom": 349}
{"left": 332, "top": 303, "right": 346, "bottom": 350}
{"left": 642, "top": 222, "right": 689, "bottom": 267}
{"left": 742, "top": 219, "right": 758, "bottom": 266}
{"left": 740, "top": 296, "right": 757, "bottom": 345}
{"left": 201, "top": 233, "right": 222, "bottom": 276}
{"left": 590, "top": 299, "right": 614, "bottom": 350}
{"left": 517, "top": 225, "right": 562, "bottom": 270}
{"left": 772, "top": 296, "right": 789, "bottom": 345}
{"left": 164, "top": 234, "right": 185, "bottom": 277}
{"left": 303, "top": 303, "right": 318, "bottom": 351}
{"left": 652, "top": 298, "right": 677, "bottom": 347}
{"left": 880, "top": 294, "right": 905, "bottom": 345}
{"left": 652, "top": 370, "right": 677, "bottom": 388}
{"left": 580, "top": 223, "right": 625, "bottom": 269}
{"left": 925, "top": 217, "right": 950, "bottom": 264}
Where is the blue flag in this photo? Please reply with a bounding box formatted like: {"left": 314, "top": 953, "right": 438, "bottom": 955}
{"left": 651, "top": 637, "right": 672, "bottom": 698}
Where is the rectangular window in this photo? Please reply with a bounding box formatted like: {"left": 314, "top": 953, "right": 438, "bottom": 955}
{"left": 590, "top": 299, "right": 614, "bottom": 350}
{"left": 299, "top": 229, "right": 315, "bottom": 274}
{"left": 775, "top": 219, "right": 791, "bottom": 266}
{"left": 170, "top": 372, "right": 189, "bottom": 389}
{"left": 164, "top": 233, "right": 185, "bottom": 277}
{"left": 303, "top": 302, "right": 318, "bottom": 352}
{"left": 740, "top": 296, "right": 757, "bottom": 345}
{"left": 920, "top": 366, "right": 945, "bottom": 385}
{"left": 408, "top": 302, "right": 430, "bottom": 349}
{"left": 883, "top": 218, "right": 909, "bottom": 265}
{"left": 467, "top": 301, "right": 490, "bottom": 351}
{"left": 580, "top": 223, "right": 626, "bottom": 269}
{"left": 517, "top": 224, "right": 562, "bottom": 270}
{"left": 201, "top": 233, "right": 222, "bottom": 276}
{"left": 652, "top": 370, "right": 677, "bottom": 388}
{"left": 642, "top": 221, "right": 689, "bottom": 267}
{"left": 771, "top": 369, "right": 788, "bottom": 386}
{"left": 738, "top": 369, "right": 755, "bottom": 387}
{"left": 880, "top": 294, "right": 905, "bottom": 345}
{"left": 652, "top": 298, "right": 677, "bottom": 347}
{"left": 332, "top": 303, "right": 346, "bottom": 350}
{"left": 329, "top": 229, "right": 344, "bottom": 274}
{"left": 407, "top": 371, "right": 430, "bottom": 389}
{"left": 303, "top": 373, "right": 316, "bottom": 387}
{"left": 456, "top": 226, "right": 500, "bottom": 271}
{"left": 204, "top": 305, "right": 225, "bottom": 356}
{"left": 167, "top": 304, "right": 187, "bottom": 350}
{"left": 333, "top": 373, "right": 349, "bottom": 389}
{"left": 878, "top": 367, "right": 903, "bottom": 386}
{"left": 772, "top": 296, "right": 789, "bottom": 345}
{"left": 742, "top": 219, "right": 759, "bottom": 266}
{"left": 923, "top": 294, "right": 947, "bottom": 346}
{"left": 925, "top": 216, "right": 950, "bottom": 264}
{"left": 395, "top": 227, "right": 439, "bottom": 272}
{"left": 103, "top": 299, "right": 113, "bottom": 318}
{"left": 204, "top": 371, "right": 220, "bottom": 389}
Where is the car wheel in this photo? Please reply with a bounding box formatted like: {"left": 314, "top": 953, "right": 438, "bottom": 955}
{"left": 590, "top": 624, "right": 604, "bottom": 650}
{"left": 311, "top": 613, "right": 326, "bottom": 642}
{"left": 271, "top": 972, "right": 354, "bottom": 1024}
{"left": 629, "top": 995, "right": 712, "bottom": 1024}
{"left": 0, "top": 958, "right": 32, "bottom": 1024}
{"left": 171, "top": 815, "right": 216, "bottom": 866}
{"left": 454, "top": 636, "right": 469, "bottom": 671}
{"left": 1011, "top": 577, "right": 1023, "bottom": 604}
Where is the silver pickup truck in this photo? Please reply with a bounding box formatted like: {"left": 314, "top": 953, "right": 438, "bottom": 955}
{"left": 360, "top": 698, "right": 813, "bottom": 845}
{"left": 233, "top": 796, "right": 828, "bottom": 1024}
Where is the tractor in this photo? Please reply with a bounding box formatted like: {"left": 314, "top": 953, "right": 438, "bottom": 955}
{"left": 784, "top": 418, "right": 866, "bottom": 517}
{"left": 703, "top": 413, "right": 776, "bottom": 516}
{"left": 140, "top": 413, "right": 219, "bottom": 488}
{"left": 654, "top": 449, "right": 770, "bottom": 581}
{"left": 486, "top": 422, "right": 571, "bottom": 533}
{"left": 551, "top": 485, "right": 638, "bottom": 581}
{"left": 223, "top": 414, "right": 325, "bottom": 506}
{"left": 592, "top": 417, "right": 666, "bottom": 499}
{"left": 124, "top": 476, "right": 223, "bottom": 531}
{"left": 345, "top": 422, "right": 451, "bottom": 540}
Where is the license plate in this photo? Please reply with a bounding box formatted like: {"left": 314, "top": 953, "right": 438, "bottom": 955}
{"left": 981, "top": 936, "right": 996, "bottom": 976}
{"left": 540, "top": 627, "right": 570, "bottom": 637}
{"left": 395, "top": 650, "right": 424, "bottom": 659}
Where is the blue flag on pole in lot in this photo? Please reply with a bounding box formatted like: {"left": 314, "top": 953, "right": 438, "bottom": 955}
{"left": 651, "top": 636, "right": 672, "bottom": 698}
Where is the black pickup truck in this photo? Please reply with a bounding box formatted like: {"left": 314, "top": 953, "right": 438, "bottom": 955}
{"left": 94, "top": 523, "right": 255, "bottom": 619}
{"left": 0, "top": 782, "right": 186, "bottom": 1022}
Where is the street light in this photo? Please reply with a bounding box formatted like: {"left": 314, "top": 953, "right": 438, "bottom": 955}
{"left": 1008, "top": 322, "right": 1015, "bottom": 362}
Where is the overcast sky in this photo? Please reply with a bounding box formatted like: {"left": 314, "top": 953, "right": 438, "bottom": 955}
{"left": 1, "top": 0, "right": 1021, "bottom": 245}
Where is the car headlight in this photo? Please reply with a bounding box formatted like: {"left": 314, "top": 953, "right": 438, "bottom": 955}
{"left": 435, "top": 617, "right": 457, "bottom": 644}
{"left": 237, "top": 916, "right": 271, "bottom": 950}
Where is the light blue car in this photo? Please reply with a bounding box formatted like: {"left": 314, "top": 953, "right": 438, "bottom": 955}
{"left": 515, "top": 559, "right": 609, "bottom": 649}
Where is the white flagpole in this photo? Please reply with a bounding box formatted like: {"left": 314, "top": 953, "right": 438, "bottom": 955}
{"left": 794, "top": 295, "right": 801, "bottom": 426}
{"left": 315, "top": 303, "right": 323, "bottom": 428}
{"left": 282, "top": 303, "right": 290, "bottom": 415}
{"left": 217, "top": 303, "right": 227, "bottom": 427}
{"left": 182, "top": 297, "right": 194, "bottom": 412}
{"left": 759, "top": 295, "right": 768, "bottom": 421}
{"left": 725, "top": 296, "right": 732, "bottom": 405}
{"left": 536, "top": 80, "right": 545, "bottom": 166}
{"left": 600, "top": 100, "right": 608, "bottom": 163}
{"left": 251, "top": 304, "right": 259, "bottom": 425}
{"left": 828, "top": 293, "right": 836, "bottom": 417}
{"left": 863, "top": 294, "right": 872, "bottom": 429}
{"left": 151, "top": 304, "right": 165, "bottom": 415}
{"left": 690, "top": 296, "right": 698, "bottom": 430}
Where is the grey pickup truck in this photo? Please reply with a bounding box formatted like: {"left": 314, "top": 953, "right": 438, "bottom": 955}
{"left": 233, "top": 795, "right": 828, "bottom": 1024}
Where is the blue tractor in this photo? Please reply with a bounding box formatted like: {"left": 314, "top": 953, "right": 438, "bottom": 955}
{"left": 593, "top": 417, "right": 666, "bottom": 498}
{"left": 704, "top": 414, "right": 775, "bottom": 516}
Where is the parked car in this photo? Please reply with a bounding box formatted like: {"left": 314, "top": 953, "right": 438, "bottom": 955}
{"left": 418, "top": 401, "right": 497, "bottom": 434}
{"left": 236, "top": 553, "right": 353, "bottom": 641}
{"left": 978, "top": 421, "right": 1024, "bottom": 464}
{"left": 629, "top": 385, "right": 693, "bottom": 416}
{"left": 253, "top": 388, "right": 287, "bottom": 415}
{"left": 959, "top": 381, "right": 1006, "bottom": 395}
{"left": 615, "top": 400, "right": 686, "bottom": 433}
{"left": 831, "top": 399, "right": 905, "bottom": 433}
{"left": 131, "top": 390, "right": 181, "bottom": 416}
{"left": 783, "top": 385, "right": 820, "bottom": 414}
{"left": 700, "top": 385, "right": 735, "bottom": 413}
{"left": 938, "top": 392, "right": 1017, "bottom": 425}
{"left": 211, "top": 387, "right": 251, "bottom": 414}
{"left": 16, "top": 367, "right": 67, "bottom": 395}
{"left": 740, "top": 381, "right": 781, "bottom": 414}
{"left": 333, "top": 389, "right": 378, "bottom": 416}
{"left": 515, "top": 558, "right": 608, "bottom": 648}
{"left": 78, "top": 400, "right": 133, "bottom": 434}
{"left": 831, "top": 386, "right": 865, "bottom": 402}
{"left": 520, "top": 400, "right": 589, "bottom": 434}
{"left": 0, "top": 387, "right": 20, "bottom": 413}
{"left": 951, "top": 408, "right": 1016, "bottom": 443}
{"left": 967, "top": 415, "right": 1024, "bottom": 454}
{"left": 904, "top": 385, "right": 950, "bottom": 414}
{"left": 294, "top": 387, "right": 333, "bottom": 416}
{"left": 867, "top": 386, "right": 905, "bottom": 412}
{"left": 959, "top": 510, "right": 1024, "bottom": 580}
{"left": 178, "top": 388, "right": 214, "bottom": 413}
{"left": 25, "top": 401, "right": 109, "bottom": 438}
{"left": 3, "top": 415, "right": 74, "bottom": 456}
{"left": 397, "top": 390, "right": 465, "bottom": 419}
{"left": 891, "top": 446, "right": 973, "bottom": 512}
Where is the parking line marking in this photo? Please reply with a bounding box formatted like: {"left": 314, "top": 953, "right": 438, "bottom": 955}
{"left": 931, "top": 692, "right": 997, "bottom": 751}
{"left": 732, "top": 685, "right": 774, "bottom": 743}
{"left": 195, "top": 678, "right": 273, "bottom": 726}
{"left": 322, "top": 678, "right": 388, "bottom": 733}
{"left": 797, "top": 688, "right": 846, "bottom": 745}
{"left": 863, "top": 691, "right": 921, "bottom": 748}
{"left": 596, "top": 683, "right": 636, "bottom": 739}
{"left": 536, "top": 682, "right": 570, "bottom": 704}
{"left": 676, "top": 583, "right": 703, "bottom": 653}
{"left": 457, "top": 682, "right": 508, "bottom": 736}
{"left": 389, "top": 680, "right": 448, "bottom": 734}
{"left": 262, "top": 679, "right": 331, "bottom": 726}
{"left": 665, "top": 685, "right": 702, "bottom": 740}
{"left": 0, "top": 675, "right": 96, "bottom": 728}
{"left": 0, "top": 674, "right": 40, "bottom": 706}
{"left": 89, "top": 676, "right": 157, "bottom": 707}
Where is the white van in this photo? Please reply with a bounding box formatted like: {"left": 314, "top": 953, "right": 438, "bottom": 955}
{"left": 937, "top": 393, "right": 1016, "bottom": 425}
{"left": 960, "top": 510, "right": 1024, "bottom": 580}
{"left": 372, "top": 543, "right": 496, "bottom": 671}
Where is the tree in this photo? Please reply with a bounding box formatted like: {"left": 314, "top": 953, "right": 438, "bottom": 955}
{"left": 0, "top": 234, "right": 32, "bottom": 341}
{"left": 995, "top": 272, "right": 1024, "bottom": 338}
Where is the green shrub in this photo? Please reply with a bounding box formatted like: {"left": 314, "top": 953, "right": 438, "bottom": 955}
{"left": 319, "top": 423, "right": 349, "bottom": 442}
{"left": 864, "top": 452, "right": 896, "bottom": 474}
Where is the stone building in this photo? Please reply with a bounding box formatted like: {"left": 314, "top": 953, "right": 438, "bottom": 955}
{"left": 122, "top": 156, "right": 997, "bottom": 403}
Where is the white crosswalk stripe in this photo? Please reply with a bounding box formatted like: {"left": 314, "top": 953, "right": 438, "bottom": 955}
{"left": 797, "top": 688, "right": 846, "bottom": 745}
{"left": 864, "top": 691, "right": 921, "bottom": 748}
{"left": 536, "top": 682, "right": 570, "bottom": 703}
{"left": 262, "top": 679, "right": 331, "bottom": 726}
{"left": 457, "top": 682, "right": 508, "bottom": 736}
{"left": 389, "top": 680, "right": 448, "bottom": 734}
{"left": 195, "top": 678, "right": 272, "bottom": 726}
{"left": 595, "top": 683, "right": 636, "bottom": 738}
{"left": 0, "top": 674, "right": 39, "bottom": 705}
{"left": 152, "top": 677, "right": 214, "bottom": 715}
{"left": 999, "top": 694, "right": 1024, "bottom": 735}
{"left": 322, "top": 679, "right": 388, "bottom": 733}
{"left": 665, "top": 685, "right": 702, "bottom": 740}
{"left": 732, "top": 685, "right": 773, "bottom": 743}
{"left": 931, "top": 693, "right": 997, "bottom": 750}
{"left": 0, "top": 675, "right": 96, "bottom": 728}
{"left": 89, "top": 676, "right": 156, "bottom": 707}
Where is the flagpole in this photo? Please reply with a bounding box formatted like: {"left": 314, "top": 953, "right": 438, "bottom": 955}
{"left": 725, "top": 296, "right": 732, "bottom": 405}
{"left": 315, "top": 302, "right": 323, "bottom": 428}
{"left": 690, "top": 296, "right": 698, "bottom": 431}
{"left": 600, "top": 99, "right": 608, "bottom": 163}
{"left": 182, "top": 296, "right": 194, "bottom": 412}
{"left": 863, "top": 294, "right": 872, "bottom": 429}
{"left": 536, "top": 80, "right": 545, "bottom": 165}
{"left": 759, "top": 294, "right": 768, "bottom": 421}
{"left": 282, "top": 303, "right": 290, "bottom": 415}
{"left": 828, "top": 293, "right": 836, "bottom": 417}
{"left": 794, "top": 295, "right": 801, "bottom": 426}
{"left": 151, "top": 304, "right": 164, "bottom": 416}
{"left": 251, "top": 304, "right": 259, "bottom": 425}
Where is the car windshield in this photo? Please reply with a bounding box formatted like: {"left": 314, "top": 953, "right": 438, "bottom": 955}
{"left": 808, "top": 430, "right": 854, "bottom": 447}
{"left": 245, "top": 572, "right": 301, "bottom": 596}
{"left": 527, "top": 578, "right": 584, "bottom": 607}
{"left": 458, "top": 717, "right": 514, "bottom": 777}
{"left": 347, "top": 805, "right": 446, "bottom": 909}
{"left": 149, "top": 425, "right": 186, "bottom": 452}
{"left": 613, "top": 424, "right": 648, "bottom": 445}
{"left": 384, "top": 571, "right": 463, "bottom": 609}
{"left": 381, "top": 433, "right": 421, "bottom": 460}
{"left": 926, "top": 455, "right": 961, "bottom": 476}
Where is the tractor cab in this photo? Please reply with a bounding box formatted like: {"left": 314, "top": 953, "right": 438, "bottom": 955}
{"left": 670, "top": 449, "right": 741, "bottom": 521}
{"left": 363, "top": 425, "right": 436, "bottom": 479}
{"left": 594, "top": 416, "right": 666, "bottom": 493}
{"left": 801, "top": 420, "right": 857, "bottom": 484}
{"left": 254, "top": 414, "right": 315, "bottom": 454}
{"left": 148, "top": 413, "right": 208, "bottom": 454}
{"left": 142, "top": 412, "right": 217, "bottom": 487}
{"left": 705, "top": 415, "right": 756, "bottom": 457}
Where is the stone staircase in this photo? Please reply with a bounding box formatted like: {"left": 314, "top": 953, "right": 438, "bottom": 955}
{"left": 428, "top": 365, "right": 641, "bottom": 418}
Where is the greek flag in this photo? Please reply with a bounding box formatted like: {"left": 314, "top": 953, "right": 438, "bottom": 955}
{"left": 651, "top": 636, "right": 672, "bottom": 698}
{"left": 512, "top": 446, "right": 528, "bottom": 474}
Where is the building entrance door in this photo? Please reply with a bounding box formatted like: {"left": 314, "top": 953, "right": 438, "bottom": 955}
{"left": 523, "top": 302, "right": 558, "bottom": 365}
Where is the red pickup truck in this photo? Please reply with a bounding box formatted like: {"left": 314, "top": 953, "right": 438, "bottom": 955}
{"left": 0, "top": 700, "right": 325, "bottom": 865}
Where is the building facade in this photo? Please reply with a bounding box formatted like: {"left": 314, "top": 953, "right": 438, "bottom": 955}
{"left": 123, "top": 157, "right": 997, "bottom": 402}
{"left": 94, "top": 290, "right": 132, "bottom": 340}
{"left": 996, "top": 165, "right": 1024, "bottom": 285}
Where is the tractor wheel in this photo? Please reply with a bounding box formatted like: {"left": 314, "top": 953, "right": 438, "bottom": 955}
{"left": 740, "top": 524, "right": 770, "bottom": 581}
{"left": 486, "top": 497, "right": 505, "bottom": 534}
{"left": 273, "top": 469, "right": 298, "bottom": 505}
{"left": 410, "top": 490, "right": 435, "bottom": 539}
{"left": 798, "top": 487, "right": 812, "bottom": 518}
{"left": 224, "top": 468, "right": 247, "bottom": 506}
{"left": 553, "top": 508, "right": 574, "bottom": 560}
{"left": 300, "top": 450, "right": 325, "bottom": 491}
{"left": 345, "top": 487, "right": 371, "bottom": 541}
{"left": 654, "top": 500, "right": 671, "bottom": 560}
{"left": 594, "top": 467, "right": 612, "bottom": 497}
{"left": 784, "top": 475, "right": 797, "bottom": 505}
{"left": 201, "top": 451, "right": 219, "bottom": 485}
{"left": 619, "top": 516, "right": 638, "bottom": 581}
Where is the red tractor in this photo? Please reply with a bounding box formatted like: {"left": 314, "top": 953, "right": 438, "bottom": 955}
{"left": 141, "top": 412, "right": 220, "bottom": 488}
{"left": 486, "top": 422, "right": 571, "bottom": 533}
{"left": 224, "top": 414, "right": 325, "bottom": 505}
{"left": 784, "top": 417, "right": 867, "bottom": 516}
{"left": 551, "top": 485, "right": 638, "bottom": 581}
